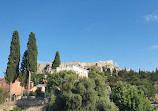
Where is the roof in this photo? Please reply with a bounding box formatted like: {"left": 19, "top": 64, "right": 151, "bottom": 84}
{"left": 0, "top": 78, "right": 5, "bottom": 82}
{"left": 36, "top": 84, "right": 45, "bottom": 87}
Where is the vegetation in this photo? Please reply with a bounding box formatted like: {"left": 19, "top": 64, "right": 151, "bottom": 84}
{"left": 5, "top": 30, "right": 20, "bottom": 100}
{"left": 35, "top": 88, "right": 45, "bottom": 98}
{"left": 27, "top": 32, "right": 38, "bottom": 73}
{"left": 19, "top": 32, "right": 38, "bottom": 95}
{"left": 0, "top": 88, "right": 9, "bottom": 104}
{"left": 46, "top": 70, "right": 118, "bottom": 111}
{"left": 12, "top": 107, "right": 22, "bottom": 111}
{"left": 111, "top": 81, "right": 152, "bottom": 111}
{"left": 31, "top": 74, "right": 46, "bottom": 86}
{"left": 19, "top": 50, "right": 28, "bottom": 87}
{"left": 107, "top": 69, "right": 157, "bottom": 99}
{"left": 52, "top": 51, "right": 61, "bottom": 69}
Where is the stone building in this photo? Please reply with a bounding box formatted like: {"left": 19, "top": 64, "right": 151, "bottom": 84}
{"left": 37, "top": 60, "right": 121, "bottom": 74}
{"left": 56, "top": 65, "right": 89, "bottom": 78}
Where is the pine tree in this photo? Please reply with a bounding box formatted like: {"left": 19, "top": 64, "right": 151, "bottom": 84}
{"left": 27, "top": 32, "right": 38, "bottom": 72}
{"left": 5, "top": 30, "right": 20, "bottom": 100}
{"left": 52, "top": 51, "right": 61, "bottom": 69}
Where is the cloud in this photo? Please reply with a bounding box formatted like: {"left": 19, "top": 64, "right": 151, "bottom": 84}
{"left": 148, "top": 45, "right": 158, "bottom": 50}
{"left": 144, "top": 14, "right": 158, "bottom": 22}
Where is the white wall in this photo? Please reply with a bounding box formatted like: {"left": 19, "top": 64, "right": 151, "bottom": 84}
{"left": 56, "top": 65, "right": 89, "bottom": 78}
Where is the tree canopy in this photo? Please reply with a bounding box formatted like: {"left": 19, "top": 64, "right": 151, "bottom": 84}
{"left": 111, "top": 81, "right": 152, "bottom": 111}
{"left": 47, "top": 70, "right": 118, "bottom": 111}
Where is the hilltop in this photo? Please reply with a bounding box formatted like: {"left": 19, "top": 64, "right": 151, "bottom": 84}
{"left": 37, "top": 60, "right": 121, "bottom": 74}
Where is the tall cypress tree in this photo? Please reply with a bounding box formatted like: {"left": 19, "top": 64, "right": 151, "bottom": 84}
{"left": 26, "top": 32, "right": 38, "bottom": 95}
{"left": 19, "top": 50, "right": 28, "bottom": 87}
{"left": 27, "top": 32, "right": 38, "bottom": 72}
{"left": 5, "top": 30, "right": 20, "bottom": 100}
{"left": 52, "top": 51, "right": 61, "bottom": 69}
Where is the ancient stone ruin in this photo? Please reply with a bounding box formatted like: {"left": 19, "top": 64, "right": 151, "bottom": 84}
{"left": 37, "top": 60, "right": 121, "bottom": 74}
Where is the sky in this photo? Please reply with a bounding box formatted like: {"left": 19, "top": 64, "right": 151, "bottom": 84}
{"left": 0, "top": 0, "right": 158, "bottom": 78}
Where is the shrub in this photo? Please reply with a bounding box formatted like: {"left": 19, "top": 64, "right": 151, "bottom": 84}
{"left": 12, "top": 107, "right": 22, "bottom": 111}
{"left": 0, "top": 88, "right": 9, "bottom": 104}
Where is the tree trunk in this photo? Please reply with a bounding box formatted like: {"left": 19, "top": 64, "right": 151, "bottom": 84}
{"left": 21, "top": 86, "right": 24, "bottom": 97}
{"left": 9, "top": 82, "right": 12, "bottom": 101}
{"left": 27, "top": 71, "right": 31, "bottom": 98}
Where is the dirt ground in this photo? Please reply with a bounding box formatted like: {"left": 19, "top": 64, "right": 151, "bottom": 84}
{"left": 0, "top": 101, "right": 47, "bottom": 111}
{"left": 0, "top": 101, "right": 16, "bottom": 111}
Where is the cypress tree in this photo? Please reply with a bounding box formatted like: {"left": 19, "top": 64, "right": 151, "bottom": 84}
{"left": 26, "top": 32, "right": 38, "bottom": 96}
{"left": 27, "top": 32, "right": 38, "bottom": 72}
{"left": 5, "top": 30, "right": 20, "bottom": 100}
{"left": 52, "top": 51, "right": 61, "bottom": 69}
{"left": 19, "top": 50, "right": 28, "bottom": 87}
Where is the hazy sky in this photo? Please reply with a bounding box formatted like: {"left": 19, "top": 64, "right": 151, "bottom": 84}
{"left": 1, "top": 0, "right": 158, "bottom": 78}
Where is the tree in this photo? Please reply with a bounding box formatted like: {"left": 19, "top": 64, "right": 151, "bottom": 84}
{"left": 31, "top": 74, "right": 45, "bottom": 86}
{"left": 19, "top": 50, "right": 29, "bottom": 96}
{"left": 19, "top": 50, "right": 28, "bottom": 87}
{"left": 26, "top": 32, "right": 38, "bottom": 95}
{"left": 27, "top": 32, "right": 38, "bottom": 72}
{"left": 111, "top": 81, "right": 152, "bottom": 111}
{"left": 47, "top": 70, "right": 119, "bottom": 111}
{"left": 52, "top": 51, "right": 61, "bottom": 69}
{"left": 135, "top": 79, "right": 156, "bottom": 98}
{"left": 5, "top": 30, "right": 20, "bottom": 101}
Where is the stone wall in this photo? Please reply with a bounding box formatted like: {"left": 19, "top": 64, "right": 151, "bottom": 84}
{"left": 37, "top": 60, "right": 121, "bottom": 74}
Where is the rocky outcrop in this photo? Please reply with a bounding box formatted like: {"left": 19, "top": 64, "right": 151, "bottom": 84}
{"left": 37, "top": 60, "right": 121, "bottom": 74}
{"left": 37, "top": 62, "right": 52, "bottom": 74}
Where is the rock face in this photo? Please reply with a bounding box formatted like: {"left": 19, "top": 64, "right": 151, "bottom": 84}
{"left": 37, "top": 60, "right": 121, "bottom": 74}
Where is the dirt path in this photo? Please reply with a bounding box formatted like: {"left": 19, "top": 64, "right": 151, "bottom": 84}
{"left": 0, "top": 101, "right": 16, "bottom": 111}
{"left": 0, "top": 101, "right": 47, "bottom": 111}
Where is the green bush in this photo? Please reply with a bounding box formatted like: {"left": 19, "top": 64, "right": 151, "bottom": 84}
{"left": 0, "top": 88, "right": 9, "bottom": 104}
{"left": 12, "top": 107, "right": 22, "bottom": 111}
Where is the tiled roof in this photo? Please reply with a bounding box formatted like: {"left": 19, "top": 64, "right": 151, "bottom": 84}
{"left": 0, "top": 78, "right": 5, "bottom": 82}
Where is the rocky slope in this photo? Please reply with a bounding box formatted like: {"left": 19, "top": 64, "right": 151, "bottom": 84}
{"left": 37, "top": 60, "right": 121, "bottom": 74}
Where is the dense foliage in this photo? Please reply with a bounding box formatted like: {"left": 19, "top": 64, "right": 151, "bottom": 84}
{"left": 0, "top": 88, "right": 9, "bottom": 104}
{"left": 52, "top": 51, "right": 61, "bottom": 69}
{"left": 27, "top": 32, "right": 38, "bottom": 73}
{"left": 31, "top": 74, "right": 46, "bottom": 86}
{"left": 5, "top": 30, "right": 20, "bottom": 83}
{"left": 19, "top": 32, "right": 38, "bottom": 91}
{"left": 46, "top": 70, "right": 118, "bottom": 111}
{"left": 111, "top": 81, "right": 152, "bottom": 111}
{"left": 35, "top": 88, "right": 45, "bottom": 98}
{"left": 19, "top": 50, "right": 28, "bottom": 87}
{"left": 107, "top": 69, "right": 157, "bottom": 98}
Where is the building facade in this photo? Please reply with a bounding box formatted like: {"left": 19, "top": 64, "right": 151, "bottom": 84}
{"left": 56, "top": 65, "right": 89, "bottom": 78}
{"left": 0, "top": 78, "right": 34, "bottom": 96}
